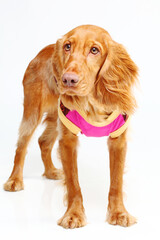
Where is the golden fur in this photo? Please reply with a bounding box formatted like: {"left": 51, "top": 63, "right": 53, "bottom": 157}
{"left": 4, "top": 25, "right": 138, "bottom": 228}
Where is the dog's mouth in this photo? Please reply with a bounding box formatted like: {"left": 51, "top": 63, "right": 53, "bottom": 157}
{"left": 60, "top": 87, "right": 79, "bottom": 96}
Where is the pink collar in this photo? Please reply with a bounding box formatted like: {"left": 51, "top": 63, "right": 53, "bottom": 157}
{"left": 59, "top": 100, "right": 130, "bottom": 138}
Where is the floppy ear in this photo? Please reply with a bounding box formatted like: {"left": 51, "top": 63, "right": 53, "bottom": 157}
{"left": 96, "top": 41, "right": 138, "bottom": 114}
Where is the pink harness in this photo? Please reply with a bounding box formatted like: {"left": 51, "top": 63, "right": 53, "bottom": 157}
{"left": 59, "top": 101, "right": 128, "bottom": 137}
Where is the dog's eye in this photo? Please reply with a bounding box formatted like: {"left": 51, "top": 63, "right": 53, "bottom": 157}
{"left": 90, "top": 47, "right": 99, "bottom": 55}
{"left": 64, "top": 43, "right": 71, "bottom": 51}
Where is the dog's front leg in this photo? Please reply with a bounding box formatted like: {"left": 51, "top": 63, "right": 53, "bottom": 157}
{"left": 57, "top": 122, "right": 86, "bottom": 229}
{"left": 107, "top": 130, "right": 137, "bottom": 227}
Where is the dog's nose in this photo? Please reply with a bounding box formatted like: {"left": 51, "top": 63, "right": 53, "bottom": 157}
{"left": 62, "top": 73, "right": 79, "bottom": 87}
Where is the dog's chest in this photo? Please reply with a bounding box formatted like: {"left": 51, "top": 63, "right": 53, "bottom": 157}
{"left": 84, "top": 100, "right": 112, "bottom": 123}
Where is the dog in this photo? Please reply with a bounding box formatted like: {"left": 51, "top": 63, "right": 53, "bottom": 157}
{"left": 4, "top": 25, "right": 138, "bottom": 228}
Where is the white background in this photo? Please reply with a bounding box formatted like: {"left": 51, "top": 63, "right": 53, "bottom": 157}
{"left": 0, "top": 0, "right": 160, "bottom": 239}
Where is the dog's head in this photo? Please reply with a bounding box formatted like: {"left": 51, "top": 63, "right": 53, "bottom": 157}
{"left": 53, "top": 25, "right": 138, "bottom": 114}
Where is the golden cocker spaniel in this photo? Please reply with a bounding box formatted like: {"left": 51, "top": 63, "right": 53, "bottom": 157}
{"left": 4, "top": 25, "right": 138, "bottom": 229}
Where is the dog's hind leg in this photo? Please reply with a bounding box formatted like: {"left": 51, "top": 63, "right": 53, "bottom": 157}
{"left": 4, "top": 111, "right": 41, "bottom": 191}
{"left": 4, "top": 78, "right": 43, "bottom": 191}
{"left": 38, "top": 111, "right": 63, "bottom": 180}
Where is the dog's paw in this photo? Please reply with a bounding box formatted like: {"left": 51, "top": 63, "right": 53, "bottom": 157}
{"left": 57, "top": 209, "right": 87, "bottom": 229}
{"left": 43, "top": 168, "right": 64, "bottom": 180}
{"left": 4, "top": 178, "right": 24, "bottom": 192}
{"left": 106, "top": 210, "right": 137, "bottom": 227}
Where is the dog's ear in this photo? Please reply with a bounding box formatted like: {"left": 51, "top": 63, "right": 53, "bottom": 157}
{"left": 96, "top": 41, "right": 138, "bottom": 114}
